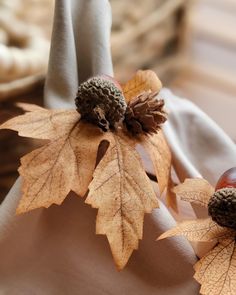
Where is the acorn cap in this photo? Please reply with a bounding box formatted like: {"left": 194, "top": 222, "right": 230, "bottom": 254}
{"left": 208, "top": 187, "right": 236, "bottom": 229}
{"left": 75, "top": 76, "right": 127, "bottom": 131}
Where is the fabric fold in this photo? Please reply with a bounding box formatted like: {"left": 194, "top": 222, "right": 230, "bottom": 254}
{"left": 0, "top": 0, "right": 235, "bottom": 294}
{"left": 44, "top": 0, "right": 113, "bottom": 109}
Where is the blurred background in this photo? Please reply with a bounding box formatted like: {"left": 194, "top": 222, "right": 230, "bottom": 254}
{"left": 111, "top": 0, "right": 236, "bottom": 141}
{"left": 0, "top": 0, "right": 235, "bottom": 201}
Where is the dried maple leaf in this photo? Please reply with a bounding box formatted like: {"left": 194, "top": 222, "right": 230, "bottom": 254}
{"left": 159, "top": 218, "right": 234, "bottom": 242}
{"left": 157, "top": 178, "right": 236, "bottom": 295}
{"left": 121, "top": 70, "right": 162, "bottom": 102}
{"left": 165, "top": 176, "right": 178, "bottom": 213}
{"left": 141, "top": 131, "right": 175, "bottom": 211}
{"left": 121, "top": 71, "right": 173, "bottom": 208}
{"left": 86, "top": 131, "right": 158, "bottom": 270}
{"left": 173, "top": 178, "right": 214, "bottom": 207}
{"left": 0, "top": 104, "right": 104, "bottom": 213}
{"left": 195, "top": 238, "right": 236, "bottom": 295}
{"left": 142, "top": 131, "right": 171, "bottom": 195}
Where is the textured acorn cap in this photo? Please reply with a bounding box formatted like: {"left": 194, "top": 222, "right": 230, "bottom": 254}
{"left": 208, "top": 187, "right": 236, "bottom": 229}
{"left": 75, "top": 76, "right": 127, "bottom": 131}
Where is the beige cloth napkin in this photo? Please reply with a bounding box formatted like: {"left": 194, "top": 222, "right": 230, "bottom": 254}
{"left": 0, "top": 0, "right": 236, "bottom": 294}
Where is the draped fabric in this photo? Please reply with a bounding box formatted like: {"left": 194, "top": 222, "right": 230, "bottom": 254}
{"left": 0, "top": 1, "right": 235, "bottom": 294}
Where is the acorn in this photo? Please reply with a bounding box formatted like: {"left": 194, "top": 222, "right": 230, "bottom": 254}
{"left": 75, "top": 75, "right": 127, "bottom": 131}
{"left": 208, "top": 167, "right": 236, "bottom": 229}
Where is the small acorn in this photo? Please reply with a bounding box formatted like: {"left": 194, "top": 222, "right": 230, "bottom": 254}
{"left": 208, "top": 167, "right": 236, "bottom": 229}
{"left": 75, "top": 76, "right": 127, "bottom": 131}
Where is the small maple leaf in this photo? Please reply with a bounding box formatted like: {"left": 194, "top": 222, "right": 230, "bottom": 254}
{"left": 0, "top": 104, "right": 104, "bottom": 213}
{"left": 122, "top": 70, "right": 162, "bottom": 102}
{"left": 142, "top": 131, "right": 171, "bottom": 195}
{"left": 158, "top": 178, "right": 236, "bottom": 295}
{"left": 122, "top": 70, "right": 175, "bottom": 209}
{"left": 173, "top": 178, "right": 215, "bottom": 207}
{"left": 194, "top": 238, "right": 236, "bottom": 295}
{"left": 0, "top": 70, "right": 171, "bottom": 269}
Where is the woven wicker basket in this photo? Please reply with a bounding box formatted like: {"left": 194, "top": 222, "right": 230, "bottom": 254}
{"left": 0, "top": 0, "right": 54, "bottom": 101}
{"left": 111, "top": 0, "right": 191, "bottom": 83}
{"left": 0, "top": 0, "right": 190, "bottom": 101}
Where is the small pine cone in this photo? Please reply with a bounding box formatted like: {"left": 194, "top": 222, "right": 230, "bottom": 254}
{"left": 208, "top": 188, "right": 236, "bottom": 229}
{"left": 75, "top": 76, "right": 127, "bottom": 131}
{"left": 124, "top": 91, "right": 167, "bottom": 135}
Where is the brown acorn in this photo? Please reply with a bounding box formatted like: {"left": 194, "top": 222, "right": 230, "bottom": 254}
{"left": 208, "top": 167, "right": 236, "bottom": 229}
{"left": 124, "top": 91, "right": 167, "bottom": 135}
{"left": 75, "top": 76, "right": 127, "bottom": 131}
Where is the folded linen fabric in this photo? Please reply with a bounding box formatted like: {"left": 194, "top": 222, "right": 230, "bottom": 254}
{"left": 0, "top": 1, "right": 235, "bottom": 294}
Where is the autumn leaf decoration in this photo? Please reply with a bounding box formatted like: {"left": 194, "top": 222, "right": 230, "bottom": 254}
{"left": 158, "top": 168, "right": 236, "bottom": 295}
{"left": 0, "top": 70, "right": 172, "bottom": 270}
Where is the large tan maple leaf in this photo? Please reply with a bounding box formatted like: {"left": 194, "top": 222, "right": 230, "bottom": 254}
{"left": 0, "top": 103, "right": 104, "bottom": 213}
{"left": 158, "top": 178, "right": 236, "bottom": 295}
{"left": 86, "top": 131, "right": 158, "bottom": 269}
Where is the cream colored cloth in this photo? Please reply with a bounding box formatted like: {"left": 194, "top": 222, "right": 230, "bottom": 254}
{"left": 162, "top": 89, "right": 236, "bottom": 217}
{"left": 0, "top": 0, "right": 236, "bottom": 294}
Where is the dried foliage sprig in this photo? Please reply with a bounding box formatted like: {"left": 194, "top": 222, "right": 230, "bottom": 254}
{"left": 158, "top": 167, "right": 236, "bottom": 295}
{"left": 1, "top": 70, "right": 173, "bottom": 269}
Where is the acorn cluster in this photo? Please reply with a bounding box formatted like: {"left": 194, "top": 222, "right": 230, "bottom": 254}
{"left": 75, "top": 75, "right": 166, "bottom": 135}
